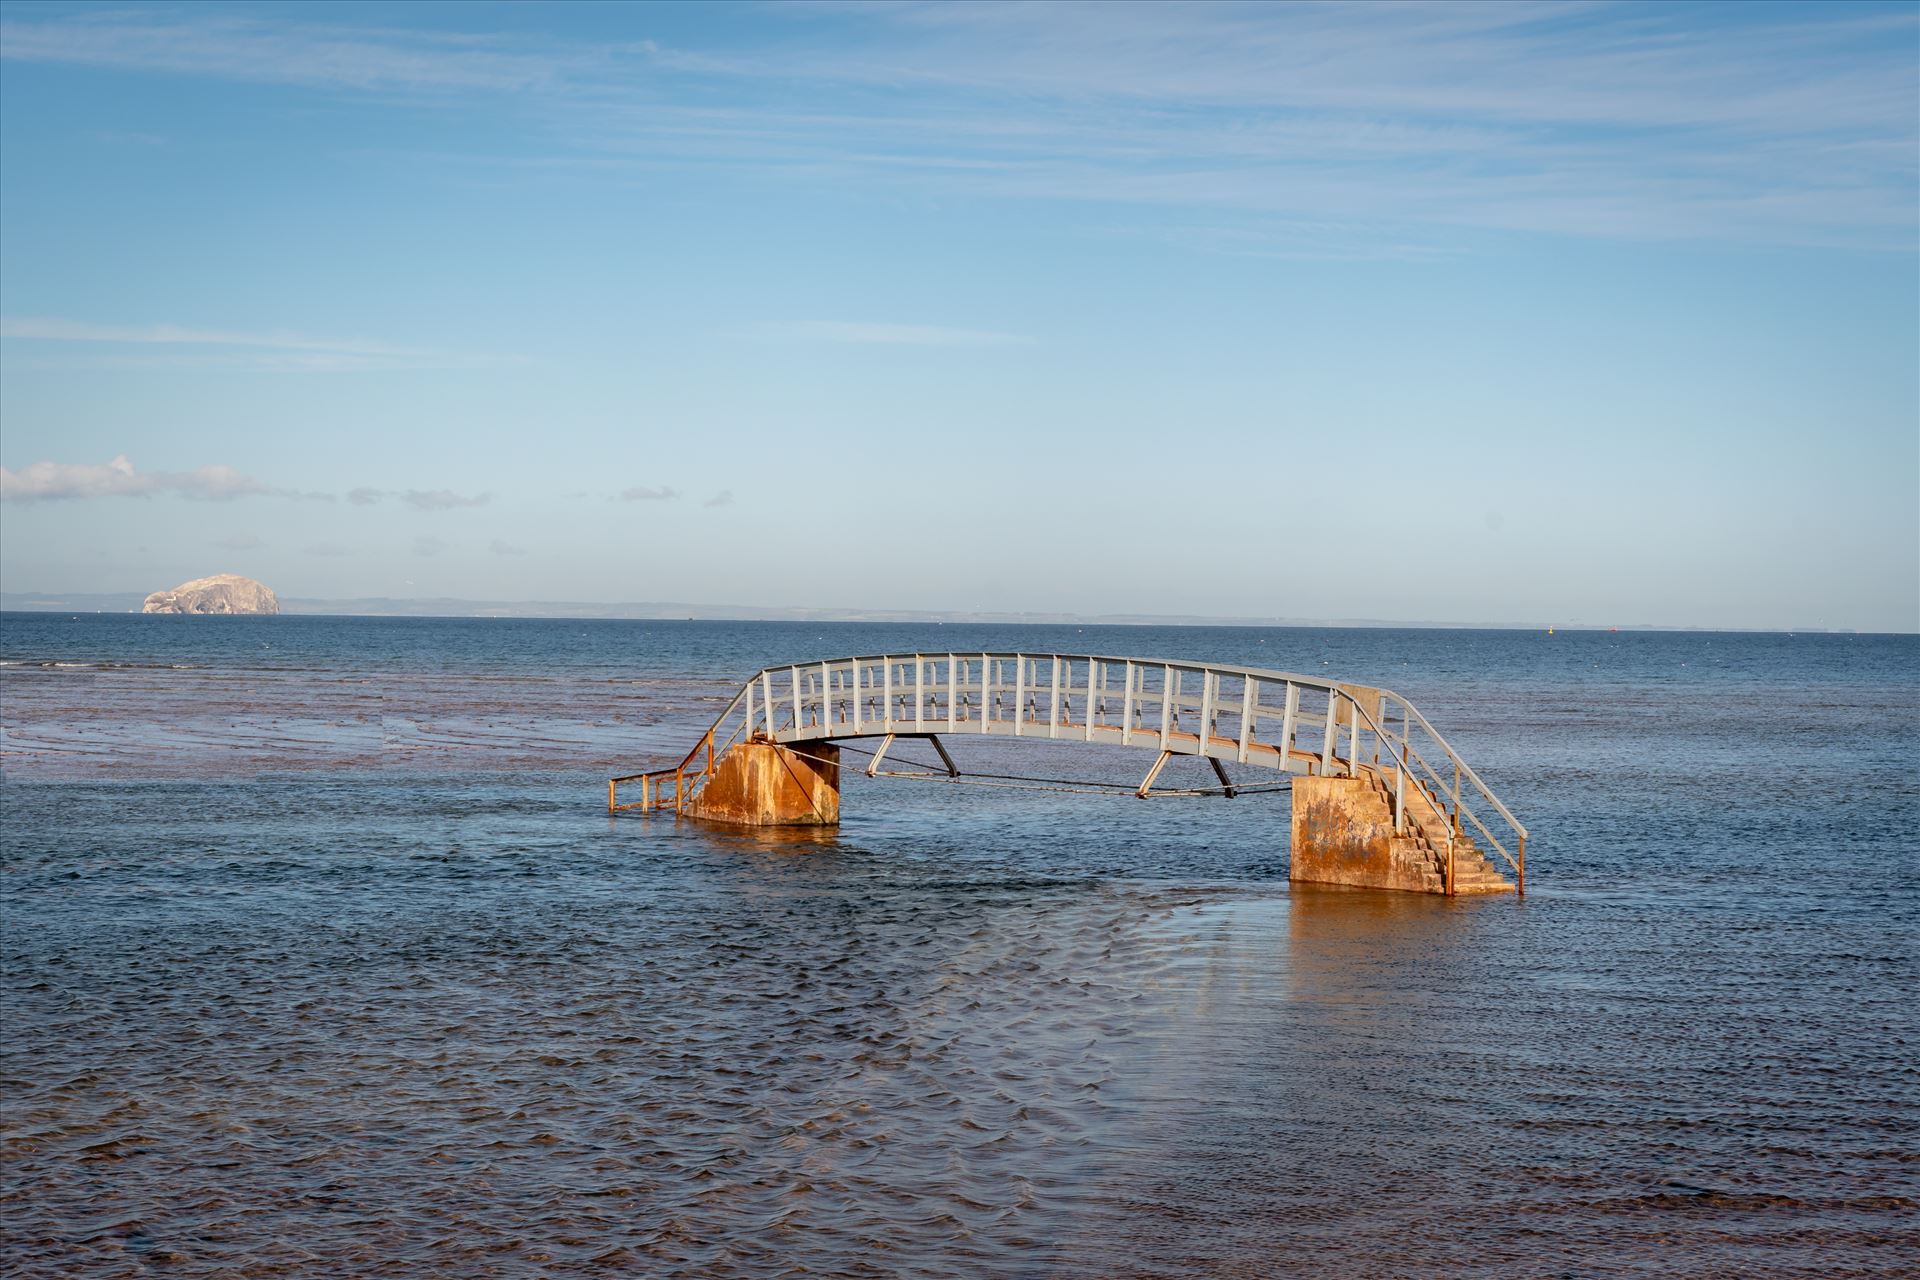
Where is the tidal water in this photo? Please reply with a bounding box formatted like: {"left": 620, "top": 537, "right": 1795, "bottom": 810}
{"left": 2, "top": 615, "right": 1916, "bottom": 1277}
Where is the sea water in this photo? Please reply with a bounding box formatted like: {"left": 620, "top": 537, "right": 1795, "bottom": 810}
{"left": 2, "top": 615, "right": 1915, "bottom": 1276}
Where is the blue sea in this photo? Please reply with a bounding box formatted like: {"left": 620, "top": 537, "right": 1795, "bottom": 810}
{"left": 2, "top": 614, "right": 1916, "bottom": 1277}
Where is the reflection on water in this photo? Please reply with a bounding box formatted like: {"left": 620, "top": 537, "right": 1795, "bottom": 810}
{"left": 3, "top": 619, "right": 1916, "bottom": 1275}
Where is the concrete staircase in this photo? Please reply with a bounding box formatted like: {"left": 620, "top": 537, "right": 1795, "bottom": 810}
{"left": 1360, "top": 763, "right": 1515, "bottom": 895}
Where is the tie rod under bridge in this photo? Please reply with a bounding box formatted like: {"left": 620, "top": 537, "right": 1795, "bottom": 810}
{"left": 610, "top": 653, "right": 1528, "bottom": 896}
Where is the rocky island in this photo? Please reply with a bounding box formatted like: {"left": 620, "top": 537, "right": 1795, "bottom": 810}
{"left": 142, "top": 573, "right": 280, "bottom": 615}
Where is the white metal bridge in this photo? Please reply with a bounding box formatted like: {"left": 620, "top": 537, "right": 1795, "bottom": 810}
{"left": 611, "top": 653, "right": 1528, "bottom": 893}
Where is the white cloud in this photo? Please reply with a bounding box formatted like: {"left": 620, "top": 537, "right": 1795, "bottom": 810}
{"left": 703, "top": 490, "right": 735, "bottom": 509}
{"left": 618, "top": 485, "right": 679, "bottom": 501}
{"left": 1, "top": 454, "right": 271, "bottom": 503}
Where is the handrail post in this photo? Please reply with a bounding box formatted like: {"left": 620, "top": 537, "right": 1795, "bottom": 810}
{"left": 1348, "top": 700, "right": 1360, "bottom": 777}
{"left": 1320, "top": 691, "right": 1336, "bottom": 775}
{"left": 1451, "top": 761, "right": 1462, "bottom": 836}
{"left": 1446, "top": 837, "right": 1455, "bottom": 897}
{"left": 608, "top": 778, "right": 616, "bottom": 812}
{"left": 1517, "top": 836, "right": 1526, "bottom": 896}
{"left": 1394, "top": 763, "right": 1405, "bottom": 833}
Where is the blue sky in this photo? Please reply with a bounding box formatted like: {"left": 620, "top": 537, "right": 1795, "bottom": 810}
{"left": 0, "top": 0, "right": 1914, "bottom": 629}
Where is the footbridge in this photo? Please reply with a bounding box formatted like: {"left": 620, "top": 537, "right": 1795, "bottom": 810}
{"left": 610, "top": 654, "right": 1527, "bottom": 896}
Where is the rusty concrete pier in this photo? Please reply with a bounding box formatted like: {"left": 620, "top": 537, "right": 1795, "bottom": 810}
{"left": 611, "top": 654, "right": 1527, "bottom": 896}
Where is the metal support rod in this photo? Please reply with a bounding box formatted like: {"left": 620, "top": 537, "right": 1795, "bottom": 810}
{"left": 1137, "top": 749, "right": 1173, "bottom": 798}
{"left": 866, "top": 733, "right": 896, "bottom": 777}
{"left": 1209, "top": 756, "right": 1237, "bottom": 798}
{"left": 929, "top": 734, "right": 959, "bottom": 777}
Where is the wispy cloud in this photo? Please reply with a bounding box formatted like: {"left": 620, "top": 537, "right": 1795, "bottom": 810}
{"left": 401, "top": 489, "right": 490, "bottom": 512}
{"left": 216, "top": 533, "right": 262, "bottom": 551}
{"left": 488, "top": 539, "right": 525, "bottom": 556}
{"left": 617, "top": 485, "right": 679, "bottom": 502}
{"left": 703, "top": 490, "right": 735, "bottom": 509}
{"left": 346, "top": 487, "right": 492, "bottom": 510}
{"left": 412, "top": 535, "right": 447, "bottom": 557}
{"left": 0, "top": 315, "right": 498, "bottom": 371}
{"left": 3, "top": 454, "right": 271, "bottom": 503}
{"left": 0, "top": 11, "right": 583, "bottom": 93}
{"left": 304, "top": 542, "right": 352, "bottom": 557}
{"left": 772, "top": 321, "right": 1032, "bottom": 347}
{"left": 0, "top": 5, "right": 1911, "bottom": 251}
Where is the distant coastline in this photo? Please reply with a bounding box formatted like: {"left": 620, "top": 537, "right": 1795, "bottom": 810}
{"left": 0, "top": 592, "right": 1877, "bottom": 633}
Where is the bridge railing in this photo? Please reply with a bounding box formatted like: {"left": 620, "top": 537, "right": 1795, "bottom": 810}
{"left": 610, "top": 653, "right": 1526, "bottom": 890}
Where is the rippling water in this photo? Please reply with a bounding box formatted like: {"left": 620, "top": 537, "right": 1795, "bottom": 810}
{"left": 3, "top": 615, "right": 1916, "bottom": 1276}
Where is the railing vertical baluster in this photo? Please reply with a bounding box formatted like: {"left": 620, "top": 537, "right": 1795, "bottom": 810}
{"left": 1015, "top": 654, "right": 1026, "bottom": 737}
{"left": 1120, "top": 662, "right": 1134, "bottom": 745}
{"left": 1084, "top": 661, "right": 1097, "bottom": 741}
{"left": 1282, "top": 683, "right": 1298, "bottom": 766}
{"left": 915, "top": 657, "right": 925, "bottom": 731}
{"left": 1239, "top": 677, "right": 1256, "bottom": 764}
{"left": 1348, "top": 699, "right": 1360, "bottom": 777}
{"left": 947, "top": 654, "right": 957, "bottom": 732}
{"left": 851, "top": 660, "right": 862, "bottom": 734}
{"left": 1159, "top": 665, "right": 1173, "bottom": 750}
{"left": 1452, "top": 760, "right": 1462, "bottom": 836}
{"left": 791, "top": 666, "right": 803, "bottom": 732}
{"left": 818, "top": 662, "right": 830, "bottom": 726}
{"left": 1049, "top": 656, "right": 1062, "bottom": 737}
{"left": 1321, "top": 690, "right": 1337, "bottom": 775}
{"left": 1199, "top": 670, "right": 1214, "bottom": 752}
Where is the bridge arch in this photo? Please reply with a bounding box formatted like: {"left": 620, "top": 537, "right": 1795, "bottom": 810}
{"left": 611, "top": 653, "right": 1526, "bottom": 896}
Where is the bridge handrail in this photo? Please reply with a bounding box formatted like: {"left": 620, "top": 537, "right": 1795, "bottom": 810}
{"left": 609, "top": 653, "right": 1527, "bottom": 886}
